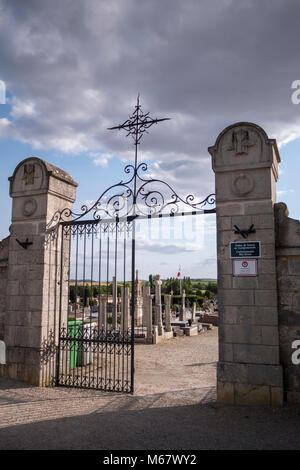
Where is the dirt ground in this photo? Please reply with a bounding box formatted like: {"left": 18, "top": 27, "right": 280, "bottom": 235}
{"left": 134, "top": 328, "right": 218, "bottom": 395}
{"left": 1, "top": 327, "right": 300, "bottom": 450}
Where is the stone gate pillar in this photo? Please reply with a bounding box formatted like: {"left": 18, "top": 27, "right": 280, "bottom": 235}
{"left": 209, "top": 122, "right": 283, "bottom": 405}
{"left": 3, "top": 157, "right": 77, "bottom": 385}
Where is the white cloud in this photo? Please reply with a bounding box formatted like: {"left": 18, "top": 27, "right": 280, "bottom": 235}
{"left": 10, "top": 97, "right": 36, "bottom": 119}
{"left": 277, "top": 189, "right": 295, "bottom": 196}
{"left": 0, "top": 118, "right": 12, "bottom": 138}
{"left": 90, "top": 152, "right": 114, "bottom": 167}
{"left": 0, "top": 0, "right": 300, "bottom": 198}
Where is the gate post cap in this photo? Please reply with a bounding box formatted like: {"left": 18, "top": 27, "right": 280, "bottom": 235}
{"left": 9, "top": 156, "right": 78, "bottom": 201}
{"left": 208, "top": 122, "right": 280, "bottom": 174}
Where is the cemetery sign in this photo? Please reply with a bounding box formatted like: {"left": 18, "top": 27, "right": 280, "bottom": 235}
{"left": 230, "top": 241, "right": 261, "bottom": 259}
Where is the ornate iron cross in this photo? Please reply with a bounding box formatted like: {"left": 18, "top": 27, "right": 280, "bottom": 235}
{"left": 46, "top": 95, "right": 215, "bottom": 230}
{"left": 107, "top": 94, "right": 170, "bottom": 203}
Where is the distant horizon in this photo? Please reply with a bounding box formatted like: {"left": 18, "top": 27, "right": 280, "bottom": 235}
{"left": 69, "top": 278, "right": 217, "bottom": 284}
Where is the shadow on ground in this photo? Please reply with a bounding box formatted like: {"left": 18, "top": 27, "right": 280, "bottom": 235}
{"left": 0, "top": 378, "right": 300, "bottom": 450}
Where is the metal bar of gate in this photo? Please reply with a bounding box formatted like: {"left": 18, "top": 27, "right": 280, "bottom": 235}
{"left": 56, "top": 224, "right": 64, "bottom": 386}
{"left": 61, "top": 208, "right": 216, "bottom": 227}
{"left": 131, "top": 219, "right": 135, "bottom": 394}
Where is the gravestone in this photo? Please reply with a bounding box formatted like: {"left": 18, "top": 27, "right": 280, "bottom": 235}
{"left": 154, "top": 274, "right": 163, "bottom": 335}
{"left": 122, "top": 286, "right": 130, "bottom": 331}
{"left": 142, "top": 285, "right": 153, "bottom": 342}
{"left": 112, "top": 276, "right": 118, "bottom": 330}
{"left": 192, "top": 302, "right": 196, "bottom": 323}
{"left": 179, "top": 289, "right": 186, "bottom": 321}
{"left": 164, "top": 295, "right": 172, "bottom": 333}
{"left": 134, "top": 269, "right": 143, "bottom": 326}
{"left": 99, "top": 295, "right": 107, "bottom": 331}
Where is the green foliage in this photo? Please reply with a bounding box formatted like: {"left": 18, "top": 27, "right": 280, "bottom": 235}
{"left": 169, "top": 293, "right": 203, "bottom": 309}
{"left": 182, "top": 277, "right": 193, "bottom": 294}
{"left": 149, "top": 274, "right": 154, "bottom": 289}
{"left": 164, "top": 276, "right": 194, "bottom": 295}
{"left": 165, "top": 277, "right": 181, "bottom": 294}
{"left": 206, "top": 281, "right": 217, "bottom": 295}
{"left": 204, "top": 290, "right": 212, "bottom": 299}
{"left": 69, "top": 286, "right": 76, "bottom": 304}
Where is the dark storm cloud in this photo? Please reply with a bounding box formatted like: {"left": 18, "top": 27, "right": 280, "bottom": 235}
{"left": 1, "top": 0, "right": 300, "bottom": 193}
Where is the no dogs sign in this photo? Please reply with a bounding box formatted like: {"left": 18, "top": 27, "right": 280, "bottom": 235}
{"left": 233, "top": 258, "right": 258, "bottom": 276}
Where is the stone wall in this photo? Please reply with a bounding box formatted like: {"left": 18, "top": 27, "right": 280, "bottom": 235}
{"left": 1, "top": 157, "right": 77, "bottom": 385}
{"left": 209, "top": 122, "right": 284, "bottom": 406}
{"left": 275, "top": 202, "right": 300, "bottom": 403}
{"left": 198, "top": 313, "right": 218, "bottom": 326}
{"left": 0, "top": 236, "right": 9, "bottom": 340}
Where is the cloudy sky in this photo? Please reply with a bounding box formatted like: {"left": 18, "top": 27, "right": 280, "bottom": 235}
{"left": 1, "top": 0, "right": 300, "bottom": 279}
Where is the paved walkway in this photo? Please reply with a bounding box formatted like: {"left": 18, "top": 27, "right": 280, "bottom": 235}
{"left": 0, "top": 329, "right": 300, "bottom": 450}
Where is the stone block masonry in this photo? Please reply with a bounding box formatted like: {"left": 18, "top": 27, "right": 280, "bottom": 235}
{"left": 0, "top": 237, "right": 9, "bottom": 341}
{"left": 275, "top": 202, "right": 300, "bottom": 403}
{"left": 209, "top": 122, "right": 284, "bottom": 406}
{"left": 1, "top": 158, "right": 77, "bottom": 385}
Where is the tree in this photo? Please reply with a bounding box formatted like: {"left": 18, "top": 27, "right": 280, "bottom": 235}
{"left": 204, "top": 290, "right": 212, "bottom": 299}
{"left": 207, "top": 281, "right": 217, "bottom": 295}
{"left": 69, "top": 285, "right": 76, "bottom": 304}
{"left": 165, "top": 277, "right": 180, "bottom": 295}
{"left": 149, "top": 274, "right": 154, "bottom": 289}
{"left": 182, "top": 276, "right": 193, "bottom": 294}
{"left": 197, "top": 296, "right": 204, "bottom": 308}
{"left": 83, "top": 284, "right": 92, "bottom": 305}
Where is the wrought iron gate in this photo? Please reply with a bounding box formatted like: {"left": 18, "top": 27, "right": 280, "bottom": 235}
{"left": 55, "top": 218, "right": 134, "bottom": 392}
{"left": 45, "top": 96, "right": 215, "bottom": 393}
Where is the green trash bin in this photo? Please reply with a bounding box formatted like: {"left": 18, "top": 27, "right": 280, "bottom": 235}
{"left": 67, "top": 319, "right": 83, "bottom": 369}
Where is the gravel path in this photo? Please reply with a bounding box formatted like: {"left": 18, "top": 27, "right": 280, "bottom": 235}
{"left": 135, "top": 328, "right": 218, "bottom": 395}
{"left": 0, "top": 328, "right": 300, "bottom": 450}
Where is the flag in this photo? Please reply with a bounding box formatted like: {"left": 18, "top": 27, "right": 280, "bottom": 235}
{"left": 177, "top": 266, "right": 181, "bottom": 278}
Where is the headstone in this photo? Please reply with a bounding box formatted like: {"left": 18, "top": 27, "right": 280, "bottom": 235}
{"left": 134, "top": 269, "right": 143, "bottom": 326}
{"left": 142, "top": 285, "right": 153, "bottom": 342}
{"left": 122, "top": 286, "right": 130, "bottom": 331}
{"left": 112, "top": 276, "right": 118, "bottom": 330}
{"left": 99, "top": 295, "right": 107, "bottom": 331}
{"left": 179, "top": 289, "right": 186, "bottom": 321}
{"left": 164, "top": 295, "right": 172, "bottom": 332}
{"left": 192, "top": 302, "right": 196, "bottom": 323}
{"left": 154, "top": 274, "right": 163, "bottom": 335}
{"left": 117, "top": 293, "right": 121, "bottom": 313}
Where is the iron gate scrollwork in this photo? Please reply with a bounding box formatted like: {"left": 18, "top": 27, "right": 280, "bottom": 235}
{"left": 55, "top": 219, "right": 134, "bottom": 392}
{"left": 45, "top": 96, "right": 215, "bottom": 393}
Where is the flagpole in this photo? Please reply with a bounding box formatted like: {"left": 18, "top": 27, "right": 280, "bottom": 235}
{"left": 178, "top": 265, "right": 182, "bottom": 296}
